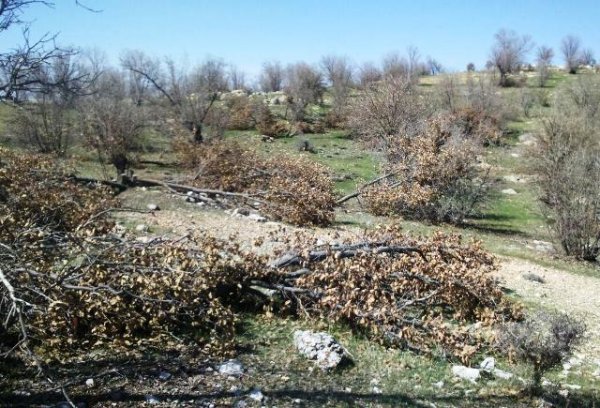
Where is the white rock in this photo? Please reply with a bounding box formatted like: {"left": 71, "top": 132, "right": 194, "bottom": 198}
{"left": 493, "top": 368, "right": 514, "bottom": 380}
{"left": 146, "top": 203, "right": 160, "bottom": 211}
{"left": 501, "top": 188, "right": 518, "bottom": 195}
{"left": 85, "top": 378, "right": 95, "bottom": 388}
{"left": 480, "top": 357, "right": 495, "bottom": 372}
{"left": 135, "top": 224, "right": 148, "bottom": 232}
{"left": 218, "top": 360, "right": 244, "bottom": 377}
{"left": 247, "top": 213, "right": 266, "bottom": 222}
{"left": 433, "top": 381, "right": 444, "bottom": 389}
{"left": 372, "top": 386, "right": 382, "bottom": 394}
{"left": 293, "top": 330, "right": 352, "bottom": 370}
{"left": 248, "top": 389, "right": 264, "bottom": 401}
{"left": 452, "top": 365, "right": 480, "bottom": 383}
{"left": 563, "top": 384, "right": 582, "bottom": 390}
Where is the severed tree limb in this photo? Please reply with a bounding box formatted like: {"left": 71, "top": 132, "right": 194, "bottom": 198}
{"left": 335, "top": 172, "right": 396, "bottom": 205}
{"left": 270, "top": 242, "right": 425, "bottom": 268}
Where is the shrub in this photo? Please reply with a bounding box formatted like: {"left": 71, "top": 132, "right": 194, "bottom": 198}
{"left": 225, "top": 95, "right": 259, "bottom": 130}
{"left": 362, "top": 115, "right": 488, "bottom": 224}
{"left": 255, "top": 104, "right": 290, "bottom": 138}
{"left": 498, "top": 311, "right": 586, "bottom": 394}
{"left": 532, "top": 114, "right": 600, "bottom": 261}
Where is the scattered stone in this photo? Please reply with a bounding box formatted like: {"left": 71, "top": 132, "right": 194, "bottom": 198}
{"left": 135, "top": 224, "right": 148, "bottom": 232}
{"left": 372, "top": 386, "right": 382, "bottom": 394}
{"left": 293, "top": 330, "right": 353, "bottom": 370}
{"left": 158, "top": 370, "right": 172, "bottom": 381}
{"left": 146, "top": 203, "right": 160, "bottom": 211}
{"left": 247, "top": 213, "right": 266, "bottom": 222}
{"left": 558, "top": 389, "right": 569, "bottom": 398}
{"left": 523, "top": 272, "right": 546, "bottom": 284}
{"left": 248, "top": 389, "right": 264, "bottom": 402}
{"left": 529, "top": 240, "right": 555, "bottom": 254}
{"left": 563, "top": 383, "right": 582, "bottom": 390}
{"left": 145, "top": 395, "right": 160, "bottom": 404}
{"left": 218, "top": 359, "right": 244, "bottom": 377}
{"left": 503, "top": 174, "right": 527, "bottom": 183}
{"left": 451, "top": 365, "right": 480, "bottom": 383}
{"left": 480, "top": 357, "right": 495, "bottom": 372}
{"left": 85, "top": 378, "right": 95, "bottom": 388}
{"left": 493, "top": 369, "right": 514, "bottom": 380}
{"left": 518, "top": 133, "right": 536, "bottom": 146}
{"left": 511, "top": 153, "right": 520, "bottom": 158}
{"left": 501, "top": 188, "right": 518, "bottom": 195}
{"left": 433, "top": 381, "right": 444, "bottom": 389}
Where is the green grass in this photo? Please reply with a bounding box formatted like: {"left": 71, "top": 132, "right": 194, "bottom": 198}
{"left": 234, "top": 316, "right": 599, "bottom": 407}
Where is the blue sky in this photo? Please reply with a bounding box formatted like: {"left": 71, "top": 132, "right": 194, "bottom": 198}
{"left": 1, "top": 0, "right": 599, "bottom": 79}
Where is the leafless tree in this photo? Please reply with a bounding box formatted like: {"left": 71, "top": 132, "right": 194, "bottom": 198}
{"left": 489, "top": 29, "right": 533, "bottom": 86}
{"left": 121, "top": 51, "right": 221, "bottom": 143}
{"left": 0, "top": 1, "right": 96, "bottom": 103}
{"left": 426, "top": 57, "right": 443, "bottom": 75}
{"left": 228, "top": 64, "right": 246, "bottom": 91}
{"left": 284, "top": 62, "right": 324, "bottom": 121}
{"left": 358, "top": 61, "right": 382, "bottom": 89}
{"left": 581, "top": 48, "right": 595, "bottom": 66}
{"left": 195, "top": 58, "right": 229, "bottom": 93}
{"left": 79, "top": 68, "right": 148, "bottom": 176}
{"left": 407, "top": 46, "right": 422, "bottom": 77}
{"left": 382, "top": 52, "right": 409, "bottom": 80}
{"left": 347, "top": 75, "right": 425, "bottom": 152}
{"left": 259, "top": 61, "right": 284, "bottom": 92}
{"left": 536, "top": 46, "right": 554, "bottom": 87}
{"left": 9, "top": 53, "right": 96, "bottom": 154}
{"left": 438, "top": 74, "right": 458, "bottom": 112}
{"left": 561, "top": 35, "right": 581, "bottom": 74}
{"left": 320, "top": 54, "right": 353, "bottom": 113}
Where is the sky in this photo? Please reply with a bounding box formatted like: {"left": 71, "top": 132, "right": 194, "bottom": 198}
{"left": 1, "top": 0, "right": 599, "bottom": 80}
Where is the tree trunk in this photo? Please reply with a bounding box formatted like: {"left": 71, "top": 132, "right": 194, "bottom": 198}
{"left": 193, "top": 122, "right": 203, "bottom": 144}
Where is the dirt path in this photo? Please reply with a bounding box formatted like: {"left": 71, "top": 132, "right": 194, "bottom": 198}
{"left": 496, "top": 257, "right": 600, "bottom": 361}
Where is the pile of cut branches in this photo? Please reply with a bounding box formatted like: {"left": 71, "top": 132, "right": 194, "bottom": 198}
{"left": 269, "top": 226, "right": 521, "bottom": 362}
{"left": 175, "top": 139, "right": 335, "bottom": 226}
{"left": 1, "top": 150, "right": 519, "bottom": 368}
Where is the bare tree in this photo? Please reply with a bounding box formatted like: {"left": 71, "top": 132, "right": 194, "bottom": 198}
{"left": 347, "top": 75, "right": 425, "bottom": 151}
{"left": 438, "top": 74, "right": 458, "bottom": 112}
{"left": 259, "top": 61, "right": 284, "bottom": 92}
{"left": 536, "top": 46, "right": 554, "bottom": 87}
{"left": 9, "top": 53, "right": 95, "bottom": 154}
{"left": 228, "top": 64, "right": 246, "bottom": 91}
{"left": 80, "top": 68, "right": 148, "bottom": 176}
{"left": 195, "top": 58, "right": 228, "bottom": 93}
{"left": 284, "top": 62, "right": 324, "bottom": 121}
{"left": 0, "top": 1, "right": 95, "bottom": 103}
{"left": 490, "top": 29, "right": 533, "bottom": 86}
{"left": 358, "top": 61, "right": 382, "bottom": 89}
{"left": 407, "top": 46, "right": 422, "bottom": 77}
{"left": 320, "top": 54, "right": 353, "bottom": 114}
{"left": 561, "top": 35, "right": 581, "bottom": 74}
{"left": 427, "top": 57, "right": 443, "bottom": 75}
{"left": 581, "top": 48, "right": 595, "bottom": 66}
{"left": 382, "top": 52, "right": 409, "bottom": 80}
{"left": 121, "top": 51, "right": 221, "bottom": 143}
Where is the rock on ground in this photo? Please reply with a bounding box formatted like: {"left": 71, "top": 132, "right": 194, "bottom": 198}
{"left": 452, "top": 365, "right": 481, "bottom": 383}
{"left": 293, "top": 330, "right": 352, "bottom": 370}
